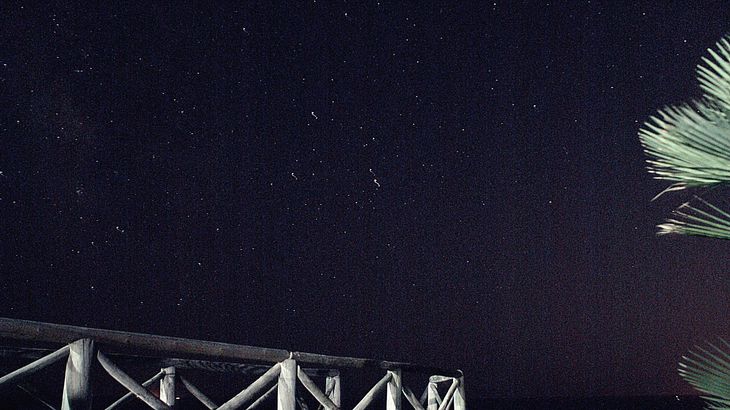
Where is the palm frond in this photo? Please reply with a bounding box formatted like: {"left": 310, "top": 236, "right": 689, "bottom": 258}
{"left": 679, "top": 340, "right": 730, "bottom": 409}
{"left": 640, "top": 35, "right": 730, "bottom": 239}
{"left": 658, "top": 196, "right": 730, "bottom": 239}
{"left": 639, "top": 35, "right": 730, "bottom": 188}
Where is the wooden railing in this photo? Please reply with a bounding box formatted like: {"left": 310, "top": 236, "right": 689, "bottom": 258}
{"left": 0, "top": 318, "right": 465, "bottom": 409}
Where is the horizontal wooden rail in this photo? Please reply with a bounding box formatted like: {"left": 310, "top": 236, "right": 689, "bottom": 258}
{"left": 0, "top": 318, "right": 460, "bottom": 377}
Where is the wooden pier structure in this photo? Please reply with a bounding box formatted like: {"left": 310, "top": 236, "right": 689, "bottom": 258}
{"left": 0, "top": 318, "right": 465, "bottom": 409}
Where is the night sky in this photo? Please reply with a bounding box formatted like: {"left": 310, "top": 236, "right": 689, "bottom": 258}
{"left": 3, "top": 1, "right": 730, "bottom": 400}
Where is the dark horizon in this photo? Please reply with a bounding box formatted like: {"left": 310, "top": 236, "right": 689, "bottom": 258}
{"left": 3, "top": 1, "right": 730, "bottom": 401}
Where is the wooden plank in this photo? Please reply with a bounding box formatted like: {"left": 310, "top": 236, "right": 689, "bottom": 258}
{"left": 402, "top": 385, "right": 425, "bottom": 410}
{"left": 386, "top": 369, "right": 402, "bottom": 410}
{"left": 454, "top": 375, "right": 465, "bottom": 410}
{"left": 106, "top": 371, "right": 164, "bottom": 409}
{"left": 437, "top": 379, "right": 459, "bottom": 410}
{"left": 179, "top": 375, "right": 218, "bottom": 409}
{"left": 278, "top": 359, "right": 296, "bottom": 410}
{"left": 245, "top": 383, "right": 276, "bottom": 410}
{"left": 325, "top": 372, "right": 341, "bottom": 408}
{"left": 97, "top": 351, "right": 169, "bottom": 410}
{"left": 218, "top": 362, "right": 281, "bottom": 410}
{"left": 0, "top": 344, "right": 69, "bottom": 387}
{"left": 353, "top": 372, "right": 392, "bottom": 410}
{"left": 297, "top": 366, "right": 339, "bottom": 409}
{"left": 160, "top": 366, "right": 175, "bottom": 406}
{"left": 61, "top": 339, "right": 94, "bottom": 410}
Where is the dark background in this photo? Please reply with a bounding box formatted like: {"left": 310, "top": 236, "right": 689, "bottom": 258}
{"left": 2, "top": 0, "right": 730, "bottom": 401}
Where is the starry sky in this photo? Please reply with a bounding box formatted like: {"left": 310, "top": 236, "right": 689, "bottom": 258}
{"left": 3, "top": 0, "right": 730, "bottom": 400}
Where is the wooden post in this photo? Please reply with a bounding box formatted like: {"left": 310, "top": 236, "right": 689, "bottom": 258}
{"left": 386, "top": 369, "right": 402, "bottom": 410}
{"left": 160, "top": 366, "right": 175, "bottom": 406}
{"left": 278, "top": 359, "right": 296, "bottom": 410}
{"left": 454, "top": 374, "right": 465, "bottom": 410}
{"left": 325, "top": 372, "right": 341, "bottom": 408}
{"left": 426, "top": 380, "right": 439, "bottom": 410}
{"left": 61, "top": 339, "right": 95, "bottom": 410}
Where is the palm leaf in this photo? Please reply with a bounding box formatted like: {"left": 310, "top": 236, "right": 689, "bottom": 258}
{"left": 679, "top": 340, "right": 730, "bottom": 409}
{"left": 640, "top": 35, "right": 730, "bottom": 239}
{"left": 657, "top": 196, "right": 730, "bottom": 239}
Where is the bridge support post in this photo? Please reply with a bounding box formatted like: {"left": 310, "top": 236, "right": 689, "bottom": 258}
{"left": 160, "top": 366, "right": 176, "bottom": 406}
{"left": 426, "top": 379, "right": 439, "bottom": 410}
{"left": 326, "top": 371, "right": 341, "bottom": 408}
{"left": 278, "top": 358, "right": 296, "bottom": 410}
{"left": 387, "top": 369, "right": 402, "bottom": 410}
{"left": 61, "top": 338, "right": 95, "bottom": 410}
{"left": 454, "top": 374, "right": 465, "bottom": 410}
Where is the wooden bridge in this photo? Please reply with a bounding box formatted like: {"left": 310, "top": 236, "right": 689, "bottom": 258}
{"left": 0, "top": 318, "right": 465, "bottom": 409}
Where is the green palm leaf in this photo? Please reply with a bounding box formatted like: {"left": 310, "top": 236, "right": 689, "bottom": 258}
{"left": 657, "top": 196, "right": 730, "bottom": 239}
{"left": 639, "top": 35, "right": 730, "bottom": 239}
{"left": 679, "top": 340, "right": 730, "bottom": 409}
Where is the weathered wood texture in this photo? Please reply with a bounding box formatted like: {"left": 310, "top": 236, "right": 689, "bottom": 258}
{"left": 218, "top": 362, "right": 281, "bottom": 410}
{"left": 245, "top": 383, "right": 276, "bottom": 410}
{"left": 326, "top": 373, "right": 341, "bottom": 408}
{"left": 297, "top": 365, "right": 339, "bottom": 409}
{"left": 402, "top": 385, "right": 425, "bottom": 410}
{"left": 438, "top": 379, "right": 459, "bottom": 410}
{"left": 106, "top": 370, "right": 164, "bottom": 409}
{"left": 0, "top": 345, "right": 69, "bottom": 387}
{"left": 0, "top": 318, "right": 460, "bottom": 377}
{"left": 454, "top": 375, "right": 465, "bottom": 410}
{"left": 179, "top": 375, "right": 218, "bottom": 409}
{"left": 61, "top": 339, "right": 94, "bottom": 410}
{"left": 426, "top": 381, "right": 440, "bottom": 410}
{"left": 97, "top": 351, "right": 169, "bottom": 410}
{"left": 277, "top": 359, "right": 296, "bottom": 410}
{"left": 386, "top": 369, "right": 402, "bottom": 410}
{"left": 160, "top": 366, "right": 175, "bottom": 406}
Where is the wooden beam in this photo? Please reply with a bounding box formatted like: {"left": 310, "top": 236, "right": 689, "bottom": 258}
{"left": 0, "top": 317, "right": 288, "bottom": 364}
{"left": 0, "top": 344, "right": 69, "bottom": 387}
{"left": 160, "top": 366, "right": 175, "bottom": 406}
{"left": 325, "top": 372, "right": 341, "bottom": 408}
{"left": 426, "top": 381, "right": 439, "bottom": 410}
{"left": 61, "top": 339, "right": 94, "bottom": 410}
{"left": 297, "top": 366, "right": 339, "bottom": 409}
{"left": 245, "top": 383, "right": 276, "bottom": 410}
{"left": 218, "top": 362, "right": 281, "bottom": 410}
{"left": 179, "top": 375, "right": 218, "bottom": 409}
{"left": 0, "top": 318, "right": 460, "bottom": 377}
{"left": 386, "top": 369, "right": 402, "bottom": 410}
{"left": 278, "top": 359, "right": 296, "bottom": 410}
{"left": 106, "top": 370, "right": 164, "bottom": 409}
{"left": 437, "top": 379, "right": 459, "bottom": 410}
{"left": 97, "top": 351, "right": 169, "bottom": 410}
{"left": 353, "top": 372, "right": 392, "bottom": 410}
{"left": 454, "top": 374, "right": 465, "bottom": 410}
{"left": 402, "top": 385, "right": 425, "bottom": 410}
